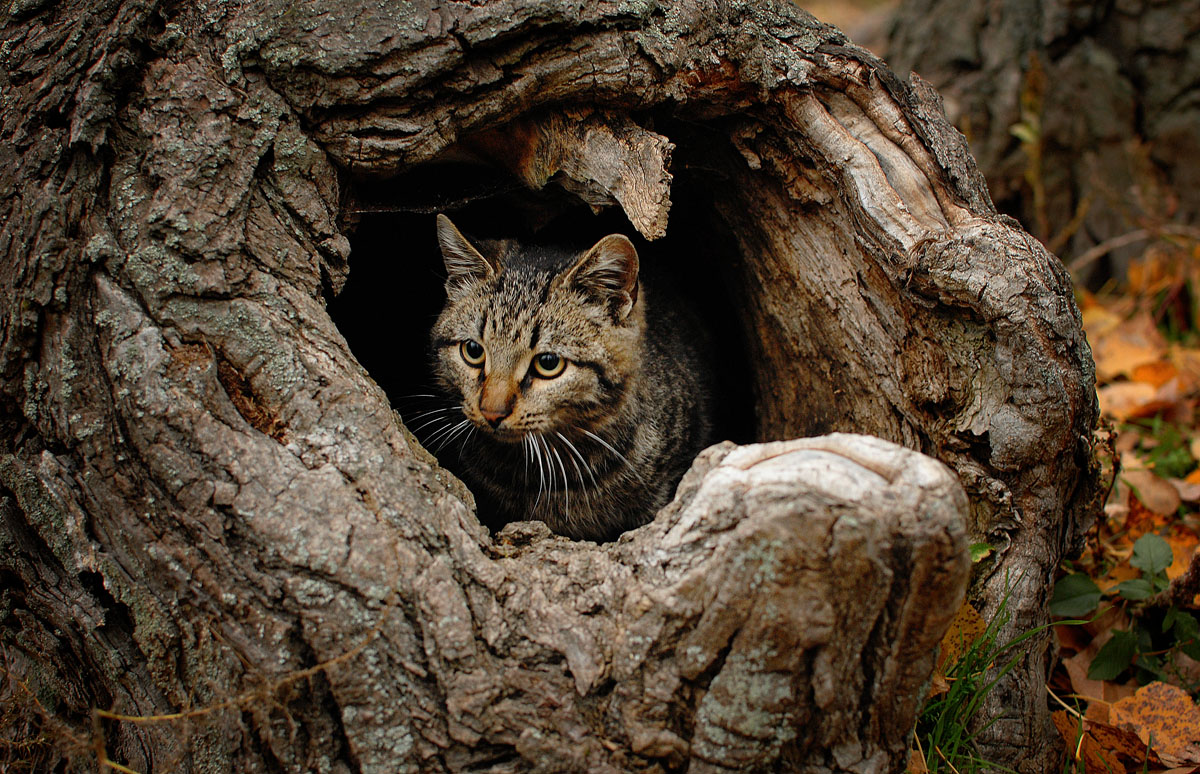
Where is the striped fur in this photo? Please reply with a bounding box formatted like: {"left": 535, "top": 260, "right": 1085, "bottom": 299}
{"left": 427, "top": 215, "right": 713, "bottom": 541}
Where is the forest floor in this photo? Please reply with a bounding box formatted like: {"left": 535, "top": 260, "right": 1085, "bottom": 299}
{"left": 914, "top": 237, "right": 1200, "bottom": 774}
{"left": 794, "top": 2, "right": 1200, "bottom": 770}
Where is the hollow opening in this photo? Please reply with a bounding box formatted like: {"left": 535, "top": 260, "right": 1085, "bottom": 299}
{"left": 328, "top": 138, "right": 769, "bottom": 535}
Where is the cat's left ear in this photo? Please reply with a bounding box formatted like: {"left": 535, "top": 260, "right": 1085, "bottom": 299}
{"left": 437, "top": 214, "right": 498, "bottom": 292}
{"left": 567, "top": 234, "right": 640, "bottom": 320}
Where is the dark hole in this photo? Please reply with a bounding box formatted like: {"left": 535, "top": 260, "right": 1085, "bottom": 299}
{"left": 328, "top": 157, "right": 757, "bottom": 518}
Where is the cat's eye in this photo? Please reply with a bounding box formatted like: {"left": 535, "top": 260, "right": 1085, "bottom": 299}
{"left": 532, "top": 352, "right": 565, "bottom": 378}
{"left": 460, "top": 339, "right": 485, "bottom": 367}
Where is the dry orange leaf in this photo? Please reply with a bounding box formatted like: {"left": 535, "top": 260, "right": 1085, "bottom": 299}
{"left": 906, "top": 747, "right": 928, "bottom": 774}
{"left": 937, "top": 603, "right": 987, "bottom": 671}
{"left": 1122, "top": 469, "right": 1183, "bottom": 516}
{"left": 1085, "top": 309, "right": 1168, "bottom": 382}
{"left": 1123, "top": 492, "right": 1175, "bottom": 535}
{"left": 1132, "top": 359, "right": 1181, "bottom": 388}
{"left": 1086, "top": 719, "right": 1164, "bottom": 767}
{"left": 1171, "top": 345, "right": 1200, "bottom": 394}
{"left": 1097, "top": 381, "right": 1167, "bottom": 421}
{"left": 1109, "top": 682, "right": 1200, "bottom": 766}
{"left": 1097, "top": 563, "right": 1140, "bottom": 595}
{"left": 1053, "top": 710, "right": 1125, "bottom": 774}
{"left": 927, "top": 672, "right": 950, "bottom": 700}
{"left": 1167, "top": 533, "right": 1199, "bottom": 582}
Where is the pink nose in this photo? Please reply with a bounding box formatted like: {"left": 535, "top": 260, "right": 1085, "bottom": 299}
{"left": 481, "top": 407, "right": 510, "bottom": 428}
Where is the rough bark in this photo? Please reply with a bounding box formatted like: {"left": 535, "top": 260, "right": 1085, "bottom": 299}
{"left": 886, "top": 0, "right": 1200, "bottom": 277}
{"left": 0, "top": 1, "right": 1096, "bottom": 773}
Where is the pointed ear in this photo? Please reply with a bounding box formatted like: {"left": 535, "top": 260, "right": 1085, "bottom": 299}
{"left": 566, "top": 234, "right": 640, "bottom": 319}
{"left": 437, "top": 214, "right": 497, "bottom": 291}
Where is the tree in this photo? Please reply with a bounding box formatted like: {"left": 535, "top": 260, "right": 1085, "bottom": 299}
{"left": 887, "top": 0, "right": 1200, "bottom": 278}
{"left": 1, "top": 1, "right": 1097, "bottom": 771}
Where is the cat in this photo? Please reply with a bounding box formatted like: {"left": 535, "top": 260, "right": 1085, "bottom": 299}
{"left": 424, "top": 213, "right": 714, "bottom": 542}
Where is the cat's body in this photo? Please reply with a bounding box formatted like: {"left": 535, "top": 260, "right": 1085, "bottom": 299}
{"left": 427, "top": 214, "right": 713, "bottom": 541}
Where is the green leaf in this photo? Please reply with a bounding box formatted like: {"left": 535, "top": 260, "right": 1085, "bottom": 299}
{"left": 1010, "top": 123, "right": 1038, "bottom": 144}
{"left": 1050, "top": 573, "right": 1102, "bottom": 617}
{"left": 1117, "top": 578, "right": 1154, "bottom": 600}
{"left": 1172, "top": 610, "right": 1199, "bottom": 639}
{"left": 1129, "top": 533, "right": 1172, "bottom": 578}
{"left": 970, "top": 543, "right": 995, "bottom": 563}
{"left": 1134, "top": 653, "right": 1166, "bottom": 683}
{"left": 1182, "top": 639, "right": 1200, "bottom": 660}
{"left": 1088, "top": 629, "right": 1138, "bottom": 681}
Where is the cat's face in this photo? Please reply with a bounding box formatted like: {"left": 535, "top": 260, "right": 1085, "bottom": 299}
{"left": 431, "top": 215, "right": 644, "bottom": 443}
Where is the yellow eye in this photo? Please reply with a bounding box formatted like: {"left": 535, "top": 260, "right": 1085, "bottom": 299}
{"left": 532, "top": 352, "right": 565, "bottom": 378}
{"left": 460, "top": 339, "right": 485, "bottom": 366}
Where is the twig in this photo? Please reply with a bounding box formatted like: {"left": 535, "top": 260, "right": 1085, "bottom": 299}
{"left": 933, "top": 745, "right": 964, "bottom": 774}
{"left": 1067, "top": 224, "right": 1200, "bottom": 274}
{"left": 1046, "top": 684, "right": 1084, "bottom": 720}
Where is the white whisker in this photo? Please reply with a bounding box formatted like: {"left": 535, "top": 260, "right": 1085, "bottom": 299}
{"left": 556, "top": 431, "right": 598, "bottom": 490}
{"left": 582, "top": 429, "right": 646, "bottom": 485}
{"left": 532, "top": 433, "right": 546, "bottom": 509}
{"left": 407, "top": 406, "right": 459, "bottom": 424}
{"left": 428, "top": 418, "right": 470, "bottom": 451}
{"left": 433, "top": 419, "right": 473, "bottom": 453}
{"left": 523, "top": 434, "right": 531, "bottom": 486}
{"left": 410, "top": 408, "right": 462, "bottom": 435}
{"left": 457, "top": 426, "right": 476, "bottom": 463}
{"left": 547, "top": 438, "right": 570, "bottom": 518}
{"left": 538, "top": 435, "right": 557, "bottom": 494}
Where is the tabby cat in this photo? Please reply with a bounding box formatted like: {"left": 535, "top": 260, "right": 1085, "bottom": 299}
{"left": 425, "top": 214, "right": 713, "bottom": 541}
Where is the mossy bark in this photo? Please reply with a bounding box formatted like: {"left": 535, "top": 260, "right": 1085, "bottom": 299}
{"left": 1, "top": 1, "right": 1095, "bottom": 772}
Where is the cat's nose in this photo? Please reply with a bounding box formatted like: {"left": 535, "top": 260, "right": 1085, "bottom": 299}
{"left": 481, "top": 408, "right": 510, "bottom": 428}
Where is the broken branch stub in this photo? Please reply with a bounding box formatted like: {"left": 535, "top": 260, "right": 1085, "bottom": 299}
{"left": 463, "top": 111, "right": 675, "bottom": 240}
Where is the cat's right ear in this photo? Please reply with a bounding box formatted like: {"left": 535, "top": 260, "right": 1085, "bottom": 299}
{"left": 567, "top": 234, "right": 640, "bottom": 320}
{"left": 437, "top": 214, "right": 497, "bottom": 291}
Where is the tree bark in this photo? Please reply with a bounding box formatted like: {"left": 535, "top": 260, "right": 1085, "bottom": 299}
{"left": 886, "top": 0, "right": 1200, "bottom": 277}
{"left": 1, "top": 1, "right": 1096, "bottom": 773}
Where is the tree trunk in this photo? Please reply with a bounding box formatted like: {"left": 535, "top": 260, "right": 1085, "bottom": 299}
{"left": 0, "top": 1, "right": 1097, "bottom": 773}
{"left": 886, "top": 0, "right": 1200, "bottom": 277}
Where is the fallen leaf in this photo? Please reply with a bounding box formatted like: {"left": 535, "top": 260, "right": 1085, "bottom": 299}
{"left": 1167, "top": 533, "right": 1200, "bottom": 582}
{"left": 1172, "top": 345, "right": 1200, "bottom": 395}
{"left": 1098, "top": 381, "right": 1166, "bottom": 421}
{"left": 1104, "top": 502, "right": 1130, "bottom": 524}
{"left": 937, "top": 603, "right": 987, "bottom": 671}
{"left": 1086, "top": 310, "right": 1168, "bottom": 382}
{"left": 1116, "top": 428, "right": 1144, "bottom": 454}
{"left": 1122, "top": 491, "right": 1174, "bottom": 535}
{"left": 1084, "top": 700, "right": 1110, "bottom": 724}
{"left": 1053, "top": 710, "right": 1125, "bottom": 774}
{"left": 1064, "top": 650, "right": 1138, "bottom": 706}
{"left": 906, "top": 748, "right": 928, "bottom": 774}
{"left": 1133, "top": 359, "right": 1180, "bottom": 388}
{"left": 1122, "top": 469, "right": 1182, "bottom": 516}
{"left": 1086, "top": 719, "right": 1165, "bottom": 769}
{"left": 1109, "top": 681, "right": 1200, "bottom": 766}
{"left": 926, "top": 671, "right": 950, "bottom": 700}
{"left": 1056, "top": 622, "right": 1093, "bottom": 653}
{"left": 1170, "top": 477, "right": 1200, "bottom": 502}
